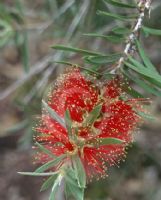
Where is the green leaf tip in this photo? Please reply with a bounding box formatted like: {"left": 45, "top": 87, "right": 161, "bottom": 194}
{"left": 73, "top": 156, "right": 86, "bottom": 188}
{"left": 142, "top": 26, "right": 161, "bottom": 36}
{"left": 84, "top": 53, "right": 122, "bottom": 65}
{"left": 97, "top": 10, "right": 137, "bottom": 21}
{"left": 40, "top": 174, "right": 58, "bottom": 192}
{"left": 42, "top": 100, "right": 66, "bottom": 128}
{"left": 104, "top": 0, "right": 137, "bottom": 8}
{"left": 52, "top": 45, "right": 103, "bottom": 56}
{"left": 35, "top": 154, "right": 66, "bottom": 173}
{"left": 65, "top": 109, "right": 73, "bottom": 139}
{"left": 84, "top": 33, "right": 124, "bottom": 43}
{"left": 84, "top": 104, "right": 102, "bottom": 126}
{"left": 35, "top": 142, "right": 56, "bottom": 158}
{"left": 98, "top": 137, "right": 125, "bottom": 146}
{"left": 65, "top": 168, "right": 85, "bottom": 200}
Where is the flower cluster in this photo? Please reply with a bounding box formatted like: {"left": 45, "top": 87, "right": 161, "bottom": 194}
{"left": 34, "top": 67, "right": 143, "bottom": 180}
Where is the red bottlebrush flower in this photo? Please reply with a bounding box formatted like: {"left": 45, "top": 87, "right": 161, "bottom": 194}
{"left": 34, "top": 67, "right": 144, "bottom": 180}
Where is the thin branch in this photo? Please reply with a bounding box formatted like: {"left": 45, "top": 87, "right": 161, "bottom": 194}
{"left": 110, "top": 0, "right": 152, "bottom": 74}
{"left": 0, "top": 54, "right": 53, "bottom": 101}
{"left": 0, "top": 0, "right": 90, "bottom": 101}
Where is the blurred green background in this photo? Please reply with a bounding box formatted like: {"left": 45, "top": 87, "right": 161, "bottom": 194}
{"left": 0, "top": 0, "right": 161, "bottom": 200}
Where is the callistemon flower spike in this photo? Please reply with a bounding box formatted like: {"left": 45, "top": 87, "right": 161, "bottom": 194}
{"left": 29, "top": 67, "right": 146, "bottom": 197}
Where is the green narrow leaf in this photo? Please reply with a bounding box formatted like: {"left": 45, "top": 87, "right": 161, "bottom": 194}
{"left": 21, "top": 31, "right": 29, "bottom": 73}
{"left": 36, "top": 142, "right": 55, "bottom": 158}
{"left": 65, "top": 180, "right": 84, "bottom": 200}
{"left": 112, "top": 27, "right": 130, "bottom": 35}
{"left": 122, "top": 68, "right": 161, "bottom": 97}
{"left": 126, "top": 86, "right": 144, "bottom": 98}
{"left": 40, "top": 174, "right": 58, "bottom": 192}
{"left": 52, "top": 45, "right": 103, "bottom": 56}
{"left": 64, "top": 167, "right": 85, "bottom": 200}
{"left": 97, "top": 10, "right": 137, "bottom": 21}
{"left": 143, "top": 76, "right": 161, "bottom": 88}
{"left": 136, "top": 40, "right": 157, "bottom": 72}
{"left": 98, "top": 137, "right": 124, "bottom": 146}
{"left": 18, "top": 172, "right": 58, "bottom": 176}
{"left": 11, "top": 3, "right": 24, "bottom": 23}
{"left": 137, "top": 111, "right": 156, "bottom": 121}
{"left": 102, "top": 73, "right": 114, "bottom": 79}
{"left": 42, "top": 100, "right": 66, "bottom": 128}
{"left": 0, "top": 20, "right": 10, "bottom": 38}
{"left": 35, "top": 154, "right": 66, "bottom": 173}
{"left": 49, "top": 175, "right": 62, "bottom": 200}
{"left": 104, "top": 0, "right": 136, "bottom": 8}
{"left": 126, "top": 59, "right": 161, "bottom": 85}
{"left": 51, "top": 61, "right": 101, "bottom": 75}
{"left": 83, "top": 53, "right": 122, "bottom": 64}
{"left": 84, "top": 104, "right": 102, "bottom": 126}
{"left": 79, "top": 66, "right": 101, "bottom": 75}
{"left": 0, "top": 19, "right": 13, "bottom": 47}
{"left": 142, "top": 26, "right": 161, "bottom": 36}
{"left": 73, "top": 156, "right": 86, "bottom": 188}
{"left": 84, "top": 33, "right": 124, "bottom": 43}
{"left": 65, "top": 168, "right": 78, "bottom": 187}
{"left": 65, "top": 109, "right": 72, "bottom": 139}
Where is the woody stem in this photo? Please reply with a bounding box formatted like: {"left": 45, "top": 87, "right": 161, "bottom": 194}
{"left": 110, "top": 0, "right": 152, "bottom": 74}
